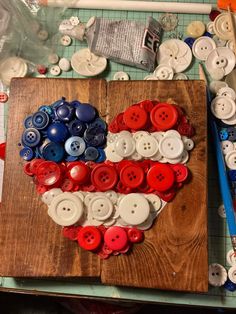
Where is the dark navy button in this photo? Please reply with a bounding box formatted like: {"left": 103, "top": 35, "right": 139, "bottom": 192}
{"left": 68, "top": 119, "right": 86, "bottom": 136}
{"left": 184, "top": 37, "right": 195, "bottom": 48}
{"left": 219, "top": 129, "right": 228, "bottom": 141}
{"left": 87, "top": 117, "right": 107, "bottom": 131}
{"left": 65, "top": 155, "right": 79, "bottom": 162}
{"left": 84, "top": 147, "right": 99, "bottom": 161}
{"left": 19, "top": 146, "right": 34, "bottom": 161}
{"left": 42, "top": 142, "right": 64, "bottom": 162}
{"left": 75, "top": 103, "right": 97, "bottom": 122}
{"left": 228, "top": 170, "right": 236, "bottom": 181}
{"left": 32, "top": 111, "right": 50, "bottom": 130}
{"left": 64, "top": 136, "right": 86, "bottom": 156}
{"left": 84, "top": 126, "right": 106, "bottom": 147}
{"left": 227, "top": 127, "right": 236, "bottom": 141}
{"left": 24, "top": 115, "right": 33, "bottom": 129}
{"left": 51, "top": 98, "right": 66, "bottom": 109}
{"left": 35, "top": 146, "right": 43, "bottom": 158}
{"left": 56, "top": 104, "right": 75, "bottom": 122}
{"left": 47, "top": 122, "right": 69, "bottom": 143}
{"left": 22, "top": 128, "right": 41, "bottom": 147}
{"left": 70, "top": 100, "right": 81, "bottom": 108}
{"left": 224, "top": 279, "right": 236, "bottom": 292}
{"left": 39, "top": 105, "right": 53, "bottom": 116}
{"left": 96, "top": 148, "right": 106, "bottom": 162}
{"left": 203, "top": 31, "right": 212, "bottom": 38}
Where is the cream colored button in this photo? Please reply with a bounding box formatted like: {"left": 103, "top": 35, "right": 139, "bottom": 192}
{"left": 192, "top": 36, "right": 216, "bottom": 61}
{"left": 88, "top": 195, "right": 113, "bottom": 221}
{"left": 61, "top": 35, "right": 72, "bottom": 46}
{"left": 228, "top": 265, "right": 236, "bottom": 284}
{"left": 115, "top": 136, "right": 136, "bottom": 157}
{"left": 221, "top": 140, "right": 234, "bottom": 155}
{"left": 159, "top": 135, "right": 184, "bottom": 159}
{"left": 209, "top": 80, "right": 228, "bottom": 94}
{"left": 153, "top": 64, "right": 174, "bottom": 80}
{"left": 37, "top": 29, "right": 49, "bottom": 41}
{"left": 217, "top": 87, "right": 236, "bottom": 100}
{"left": 213, "top": 12, "right": 236, "bottom": 41}
{"left": 186, "top": 21, "right": 205, "bottom": 38}
{"left": 113, "top": 71, "right": 129, "bottom": 81}
{"left": 70, "top": 16, "right": 80, "bottom": 26}
{"left": 136, "top": 135, "right": 159, "bottom": 158}
{"left": 50, "top": 65, "right": 61, "bottom": 76}
{"left": 48, "top": 53, "right": 59, "bottom": 65}
{"left": 58, "top": 58, "right": 71, "bottom": 72}
{"left": 208, "top": 263, "right": 227, "bottom": 287}
{"left": 227, "top": 39, "right": 235, "bottom": 52}
{"left": 225, "top": 150, "right": 236, "bottom": 169}
{"left": 211, "top": 96, "right": 236, "bottom": 119}
{"left": 183, "top": 138, "right": 194, "bottom": 151}
{"left": 227, "top": 249, "right": 236, "bottom": 266}
{"left": 0, "top": 57, "right": 28, "bottom": 86}
{"left": 145, "top": 194, "right": 162, "bottom": 213}
{"left": 42, "top": 188, "right": 63, "bottom": 205}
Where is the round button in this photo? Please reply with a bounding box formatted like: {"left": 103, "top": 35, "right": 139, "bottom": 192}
{"left": 0, "top": 91, "right": 8, "bottom": 103}
{"left": 186, "top": 20, "right": 205, "bottom": 38}
{"left": 70, "top": 16, "right": 80, "bottom": 26}
{"left": 208, "top": 263, "right": 227, "bottom": 286}
{"left": 170, "top": 164, "right": 188, "bottom": 183}
{"left": 173, "top": 73, "right": 188, "bottom": 80}
{"left": 20, "top": 146, "right": 34, "bottom": 161}
{"left": 58, "top": 58, "right": 71, "bottom": 72}
{"left": 91, "top": 164, "right": 118, "bottom": 191}
{"left": 217, "top": 87, "right": 236, "bottom": 100}
{"left": 41, "top": 188, "right": 63, "bottom": 205}
{"left": 104, "top": 226, "right": 128, "bottom": 251}
{"left": 60, "top": 34, "right": 72, "bottom": 46}
{"left": 221, "top": 140, "right": 234, "bottom": 155}
{"left": 84, "top": 126, "right": 106, "bottom": 147}
{"left": 123, "top": 105, "right": 148, "bottom": 130}
{"left": 182, "top": 137, "right": 194, "bottom": 151}
{"left": 206, "top": 47, "right": 236, "bottom": 77}
{"left": 213, "top": 12, "right": 235, "bottom": 40}
{"left": 42, "top": 142, "right": 65, "bottom": 162}
{"left": 75, "top": 103, "right": 97, "bottom": 122}
{"left": 50, "top": 65, "right": 61, "bottom": 76}
{"left": 147, "top": 163, "right": 175, "bottom": 192}
{"left": 67, "top": 162, "right": 90, "bottom": 183}
{"left": 36, "top": 161, "right": 61, "bottom": 186}
{"left": 64, "top": 136, "right": 86, "bottom": 156}
{"left": 84, "top": 146, "right": 99, "bottom": 161}
{"left": 184, "top": 37, "right": 195, "bottom": 49}
{"left": 22, "top": 128, "right": 41, "bottom": 147}
{"left": 88, "top": 195, "right": 113, "bottom": 221}
{"left": 47, "top": 122, "right": 69, "bottom": 143}
{"left": 56, "top": 104, "right": 74, "bottom": 122}
{"left": 136, "top": 135, "right": 159, "bottom": 158}
{"left": 225, "top": 150, "right": 236, "bottom": 170}
{"left": 145, "top": 194, "right": 162, "bottom": 212}
{"left": 212, "top": 35, "right": 226, "bottom": 47}
{"left": 120, "top": 163, "right": 144, "bottom": 188}
{"left": 115, "top": 136, "right": 136, "bottom": 157}
{"left": 227, "top": 127, "right": 236, "bottom": 141}
{"left": 192, "top": 36, "right": 216, "bottom": 61}
{"left": 37, "top": 29, "right": 48, "bottom": 41}
{"left": 113, "top": 71, "right": 129, "bottom": 80}
{"left": 32, "top": 111, "right": 50, "bottom": 130}
{"left": 150, "top": 103, "right": 178, "bottom": 130}
{"left": 78, "top": 226, "right": 102, "bottom": 251}
{"left": 228, "top": 265, "right": 236, "bottom": 284}
{"left": 68, "top": 119, "right": 86, "bottom": 136}
{"left": 159, "top": 135, "right": 184, "bottom": 159}
{"left": 153, "top": 64, "right": 174, "bottom": 80}
{"left": 210, "top": 80, "right": 228, "bottom": 94}
{"left": 127, "top": 228, "right": 144, "bottom": 243}
{"left": 48, "top": 53, "right": 59, "bottom": 64}
{"left": 105, "top": 142, "right": 123, "bottom": 163}
{"left": 207, "top": 21, "right": 215, "bottom": 34}
{"left": 227, "top": 249, "right": 236, "bottom": 266}
{"left": 211, "top": 96, "right": 236, "bottom": 120}
{"left": 24, "top": 115, "right": 33, "bottom": 129}
{"left": 88, "top": 117, "right": 107, "bottom": 131}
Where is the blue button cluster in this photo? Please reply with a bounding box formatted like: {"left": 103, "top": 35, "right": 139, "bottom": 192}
{"left": 20, "top": 98, "right": 107, "bottom": 163}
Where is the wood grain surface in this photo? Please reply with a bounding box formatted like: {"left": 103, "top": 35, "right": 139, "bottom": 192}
{"left": 0, "top": 79, "right": 207, "bottom": 292}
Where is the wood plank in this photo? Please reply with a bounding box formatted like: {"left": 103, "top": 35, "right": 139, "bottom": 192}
{"left": 101, "top": 81, "right": 208, "bottom": 292}
{"left": 0, "top": 78, "right": 106, "bottom": 277}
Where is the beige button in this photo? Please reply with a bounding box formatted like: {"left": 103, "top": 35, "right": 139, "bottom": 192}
{"left": 186, "top": 21, "right": 205, "bottom": 38}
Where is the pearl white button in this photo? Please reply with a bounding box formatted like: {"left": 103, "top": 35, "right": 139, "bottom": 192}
{"left": 42, "top": 188, "right": 63, "bottom": 205}
{"left": 143, "top": 75, "right": 159, "bottom": 80}
{"left": 153, "top": 64, "right": 174, "bottom": 80}
{"left": 192, "top": 36, "right": 216, "bottom": 61}
{"left": 58, "top": 58, "right": 71, "bottom": 72}
{"left": 173, "top": 73, "right": 188, "bottom": 80}
{"left": 60, "top": 35, "right": 72, "bottom": 46}
{"left": 183, "top": 138, "right": 194, "bottom": 151}
{"left": 217, "top": 87, "right": 236, "bottom": 100}
{"left": 208, "top": 263, "right": 227, "bottom": 287}
{"left": 213, "top": 12, "right": 236, "bottom": 41}
{"left": 88, "top": 195, "right": 113, "bottom": 221}
{"left": 227, "top": 249, "right": 236, "bottom": 266}
{"left": 209, "top": 80, "right": 228, "bottom": 94}
{"left": 228, "top": 265, "right": 236, "bottom": 284}
{"left": 145, "top": 194, "right": 162, "bottom": 213}
{"left": 186, "top": 20, "right": 205, "bottom": 38}
{"left": 225, "top": 150, "right": 236, "bottom": 170}
{"left": 48, "top": 53, "right": 59, "bottom": 65}
{"left": 113, "top": 71, "right": 129, "bottom": 81}
{"left": 133, "top": 131, "right": 149, "bottom": 142}
{"left": 49, "top": 65, "right": 61, "bottom": 76}
{"left": 136, "top": 135, "right": 159, "bottom": 158}
{"left": 105, "top": 190, "right": 118, "bottom": 205}
{"left": 105, "top": 142, "right": 124, "bottom": 162}
{"left": 159, "top": 135, "right": 184, "bottom": 159}
{"left": 221, "top": 140, "right": 234, "bottom": 155}
{"left": 206, "top": 21, "right": 215, "bottom": 34}
{"left": 115, "top": 136, "right": 136, "bottom": 157}
{"left": 180, "top": 150, "right": 189, "bottom": 164}
{"left": 211, "top": 96, "right": 236, "bottom": 119}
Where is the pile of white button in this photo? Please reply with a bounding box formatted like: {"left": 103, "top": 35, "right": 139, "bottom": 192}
{"left": 105, "top": 130, "right": 194, "bottom": 164}
{"left": 42, "top": 189, "right": 166, "bottom": 230}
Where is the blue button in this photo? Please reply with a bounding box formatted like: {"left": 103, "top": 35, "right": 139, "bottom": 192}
{"left": 96, "top": 148, "right": 106, "bottom": 162}
{"left": 87, "top": 117, "right": 107, "bottom": 131}
{"left": 68, "top": 119, "right": 86, "bottom": 136}
{"left": 35, "top": 146, "right": 43, "bottom": 159}
{"left": 47, "top": 122, "right": 69, "bottom": 143}
{"left": 184, "top": 37, "right": 195, "bottom": 48}
{"left": 19, "top": 146, "right": 34, "bottom": 161}
{"left": 24, "top": 115, "right": 33, "bottom": 129}
{"left": 64, "top": 136, "right": 86, "bottom": 156}
{"left": 84, "top": 126, "right": 106, "bottom": 147}
{"left": 51, "top": 98, "right": 66, "bottom": 110}
{"left": 42, "top": 142, "right": 64, "bottom": 162}
{"left": 224, "top": 279, "right": 236, "bottom": 292}
{"left": 84, "top": 147, "right": 99, "bottom": 161}
{"left": 227, "top": 127, "right": 236, "bottom": 141}
{"left": 70, "top": 100, "right": 81, "bottom": 108}
{"left": 32, "top": 111, "right": 50, "bottom": 130}
{"left": 39, "top": 105, "right": 53, "bottom": 116}
{"left": 203, "top": 32, "right": 212, "bottom": 38}
{"left": 22, "top": 128, "right": 41, "bottom": 147}
{"left": 56, "top": 104, "right": 75, "bottom": 122}
{"left": 75, "top": 103, "right": 97, "bottom": 122}
{"left": 228, "top": 170, "right": 236, "bottom": 181}
{"left": 219, "top": 129, "right": 228, "bottom": 141}
{"left": 65, "top": 155, "right": 79, "bottom": 162}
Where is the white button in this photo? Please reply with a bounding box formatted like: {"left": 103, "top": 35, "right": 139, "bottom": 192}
{"left": 228, "top": 265, "right": 236, "bottom": 284}
{"left": 117, "top": 130, "right": 132, "bottom": 138}
{"left": 183, "top": 138, "right": 194, "bottom": 151}
{"left": 50, "top": 65, "right": 61, "bottom": 76}
{"left": 115, "top": 136, "right": 136, "bottom": 157}
{"left": 105, "top": 142, "right": 123, "bottom": 162}
{"left": 217, "top": 87, "right": 236, "bottom": 100}
{"left": 208, "top": 263, "right": 227, "bottom": 286}
{"left": 48, "top": 192, "right": 84, "bottom": 226}
{"left": 113, "top": 71, "right": 129, "bottom": 81}
{"left": 152, "top": 131, "right": 165, "bottom": 142}
{"left": 143, "top": 75, "right": 159, "bottom": 80}
{"left": 159, "top": 13, "right": 178, "bottom": 32}
{"left": 135, "top": 214, "right": 155, "bottom": 230}
{"left": 87, "top": 212, "right": 102, "bottom": 226}
{"left": 58, "top": 58, "right": 71, "bottom": 72}
{"left": 73, "top": 191, "right": 84, "bottom": 202}
{"left": 133, "top": 131, "right": 149, "bottom": 142}
{"left": 88, "top": 195, "right": 113, "bottom": 221}
{"left": 206, "top": 47, "right": 236, "bottom": 78}
{"left": 153, "top": 64, "right": 174, "bottom": 80}
{"left": 48, "top": 53, "right": 59, "bottom": 65}
{"left": 180, "top": 150, "right": 189, "bottom": 164}
{"left": 104, "top": 218, "right": 116, "bottom": 227}
{"left": 59, "top": 19, "right": 74, "bottom": 32}
{"left": 217, "top": 204, "right": 226, "bottom": 218}
{"left": 225, "top": 150, "right": 236, "bottom": 169}
{"left": 71, "top": 48, "right": 107, "bottom": 76}
{"left": 222, "top": 113, "right": 236, "bottom": 125}
{"left": 207, "top": 21, "right": 215, "bottom": 34}
{"left": 212, "top": 35, "right": 226, "bottom": 47}
{"left": 186, "top": 20, "right": 205, "bottom": 38}
{"left": 70, "top": 16, "right": 80, "bottom": 26}
{"left": 105, "top": 190, "right": 118, "bottom": 205}
{"left": 37, "top": 29, "right": 48, "bottom": 41}
{"left": 192, "top": 36, "right": 216, "bottom": 61}
{"left": 213, "top": 12, "right": 236, "bottom": 41}
{"left": 159, "top": 135, "right": 184, "bottom": 159}
{"left": 60, "top": 35, "right": 72, "bottom": 46}
{"left": 165, "top": 155, "right": 183, "bottom": 164}
{"left": 227, "top": 249, "right": 236, "bottom": 266}
{"left": 164, "top": 130, "right": 181, "bottom": 139}
{"left": 86, "top": 16, "right": 96, "bottom": 29}
{"left": 0, "top": 57, "right": 28, "bottom": 86}
{"left": 221, "top": 140, "right": 234, "bottom": 155}
{"left": 136, "top": 135, "right": 159, "bottom": 158}
{"left": 118, "top": 193, "right": 150, "bottom": 225}
{"left": 227, "top": 39, "right": 235, "bottom": 52}
{"left": 210, "top": 80, "right": 228, "bottom": 94}
{"left": 173, "top": 73, "right": 188, "bottom": 80}
{"left": 145, "top": 194, "right": 162, "bottom": 213}
{"left": 130, "top": 151, "right": 142, "bottom": 161}
{"left": 42, "top": 188, "right": 63, "bottom": 205}
{"left": 84, "top": 193, "right": 95, "bottom": 207}
{"left": 211, "top": 96, "right": 236, "bottom": 119}
{"left": 157, "top": 39, "right": 192, "bottom": 73}
{"left": 107, "top": 132, "right": 119, "bottom": 143}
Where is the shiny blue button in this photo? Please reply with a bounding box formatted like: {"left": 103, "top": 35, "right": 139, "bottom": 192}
{"left": 19, "top": 146, "right": 34, "bottom": 161}
{"left": 68, "top": 119, "right": 86, "bottom": 136}
{"left": 24, "top": 115, "right": 33, "bottom": 129}
{"left": 203, "top": 32, "right": 212, "bottom": 38}
{"left": 75, "top": 103, "right": 97, "bottom": 123}
{"left": 42, "top": 142, "right": 64, "bottom": 162}
{"left": 84, "top": 126, "right": 106, "bottom": 147}
{"left": 84, "top": 147, "right": 99, "bottom": 161}
{"left": 70, "top": 100, "right": 81, "bottom": 108}
{"left": 47, "top": 122, "right": 69, "bottom": 143}
{"left": 219, "top": 129, "right": 228, "bottom": 141}
{"left": 65, "top": 155, "right": 79, "bottom": 162}
{"left": 224, "top": 279, "right": 236, "bottom": 292}
{"left": 64, "top": 136, "right": 86, "bottom": 157}
{"left": 32, "top": 111, "right": 50, "bottom": 130}
{"left": 39, "top": 105, "right": 53, "bottom": 116}
{"left": 22, "top": 128, "right": 41, "bottom": 147}
{"left": 96, "top": 148, "right": 106, "bottom": 162}
{"left": 56, "top": 104, "right": 75, "bottom": 122}
{"left": 184, "top": 37, "right": 195, "bottom": 48}
{"left": 87, "top": 118, "right": 107, "bottom": 131}
{"left": 51, "top": 98, "right": 66, "bottom": 110}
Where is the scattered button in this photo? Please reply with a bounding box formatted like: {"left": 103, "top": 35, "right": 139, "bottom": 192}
{"left": 192, "top": 36, "right": 216, "bottom": 61}
{"left": 186, "top": 21, "right": 205, "bottom": 38}
{"left": 153, "top": 64, "right": 174, "bottom": 80}
{"left": 48, "top": 53, "right": 59, "bottom": 64}
{"left": 213, "top": 12, "right": 236, "bottom": 40}
{"left": 70, "top": 16, "right": 80, "bottom": 26}
{"left": 208, "top": 263, "right": 227, "bottom": 286}
{"left": 60, "top": 34, "right": 72, "bottom": 46}
{"left": 113, "top": 71, "right": 129, "bottom": 81}
{"left": 217, "top": 87, "right": 236, "bottom": 101}
{"left": 228, "top": 265, "right": 236, "bottom": 284}
{"left": 0, "top": 92, "right": 8, "bottom": 103}
{"left": 58, "top": 58, "right": 71, "bottom": 72}
{"left": 50, "top": 65, "right": 61, "bottom": 76}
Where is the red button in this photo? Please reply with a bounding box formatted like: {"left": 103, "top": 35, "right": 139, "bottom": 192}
{"left": 117, "top": 181, "right": 132, "bottom": 194}
{"left": 139, "top": 100, "right": 154, "bottom": 112}
{"left": 116, "top": 160, "right": 133, "bottom": 173}
{"left": 29, "top": 158, "right": 44, "bottom": 175}
{"left": 63, "top": 226, "right": 81, "bottom": 241}
{"left": 0, "top": 92, "right": 8, "bottom": 103}
{"left": 147, "top": 163, "right": 175, "bottom": 192}
{"left": 104, "top": 226, "right": 128, "bottom": 251}
{"left": 23, "top": 162, "right": 34, "bottom": 176}
{"left": 37, "top": 64, "right": 47, "bottom": 74}
{"left": 155, "top": 188, "right": 176, "bottom": 202}
{"left": 78, "top": 226, "right": 102, "bottom": 251}
{"left": 170, "top": 164, "right": 189, "bottom": 183}
{"left": 61, "top": 177, "right": 74, "bottom": 191}
{"left": 36, "top": 184, "right": 48, "bottom": 194}
{"left": 36, "top": 161, "right": 61, "bottom": 186}
{"left": 123, "top": 105, "right": 148, "bottom": 130}
{"left": 0, "top": 142, "right": 6, "bottom": 160}
{"left": 108, "top": 117, "right": 119, "bottom": 133}
{"left": 91, "top": 164, "right": 118, "bottom": 191}
{"left": 116, "top": 113, "right": 129, "bottom": 131}
{"left": 120, "top": 163, "right": 144, "bottom": 188}
{"left": 67, "top": 162, "right": 90, "bottom": 184}
{"left": 150, "top": 103, "right": 178, "bottom": 130}
{"left": 177, "top": 121, "right": 195, "bottom": 137}
{"left": 127, "top": 228, "right": 144, "bottom": 243}
{"left": 209, "top": 9, "right": 220, "bottom": 21}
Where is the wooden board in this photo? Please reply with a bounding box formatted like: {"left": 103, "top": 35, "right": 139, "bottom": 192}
{"left": 0, "top": 79, "right": 208, "bottom": 292}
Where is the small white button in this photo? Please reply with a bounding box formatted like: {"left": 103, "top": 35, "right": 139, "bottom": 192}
{"left": 159, "top": 135, "right": 184, "bottom": 159}
{"left": 136, "top": 135, "right": 159, "bottom": 158}
{"left": 37, "top": 29, "right": 49, "bottom": 41}
{"left": 88, "top": 195, "right": 113, "bottom": 221}
{"left": 183, "top": 138, "right": 194, "bottom": 151}
{"left": 164, "top": 130, "right": 181, "bottom": 139}
{"left": 86, "top": 16, "right": 96, "bottom": 29}
{"left": 118, "top": 193, "right": 150, "bottom": 225}
{"left": 226, "top": 39, "right": 235, "bottom": 52}
{"left": 84, "top": 193, "right": 95, "bottom": 207}
{"left": 143, "top": 75, "right": 159, "bottom": 80}
{"left": 153, "top": 64, "right": 174, "bottom": 80}
{"left": 133, "top": 131, "right": 149, "bottom": 142}
{"left": 173, "top": 73, "right": 188, "bottom": 80}
{"left": 221, "top": 140, "right": 234, "bottom": 155}
{"left": 70, "top": 16, "right": 80, "bottom": 26}
{"left": 42, "top": 188, "right": 63, "bottom": 205}
{"left": 212, "top": 35, "right": 226, "bottom": 47}
{"left": 105, "top": 190, "right": 118, "bottom": 205}
{"left": 113, "top": 71, "right": 129, "bottom": 81}
{"left": 222, "top": 113, "right": 236, "bottom": 125}
{"left": 135, "top": 214, "right": 155, "bottom": 230}
{"left": 209, "top": 80, "right": 228, "bottom": 94}
{"left": 58, "top": 58, "right": 71, "bottom": 72}
{"left": 145, "top": 194, "right": 162, "bottom": 213}
{"left": 115, "top": 136, "right": 136, "bottom": 157}
{"left": 208, "top": 263, "right": 227, "bottom": 287}
{"left": 50, "top": 65, "right": 61, "bottom": 76}
{"left": 152, "top": 131, "right": 165, "bottom": 142}
{"left": 180, "top": 150, "right": 189, "bottom": 164}
{"left": 107, "top": 132, "right": 119, "bottom": 143}
{"left": 207, "top": 21, "right": 215, "bottom": 34}
{"left": 48, "top": 53, "right": 59, "bottom": 65}
{"left": 60, "top": 35, "right": 72, "bottom": 46}
{"left": 71, "top": 48, "right": 107, "bottom": 76}
{"left": 217, "top": 204, "right": 226, "bottom": 218}
{"left": 48, "top": 192, "right": 84, "bottom": 226}
{"left": 217, "top": 87, "right": 236, "bottom": 100}
{"left": 211, "top": 96, "right": 236, "bottom": 120}
{"left": 213, "top": 12, "right": 236, "bottom": 41}
{"left": 225, "top": 150, "right": 236, "bottom": 170}
{"left": 73, "top": 191, "right": 84, "bottom": 202}
{"left": 192, "top": 36, "right": 216, "bottom": 61}
{"left": 105, "top": 142, "right": 123, "bottom": 162}
{"left": 227, "top": 249, "right": 236, "bottom": 266}
{"left": 186, "top": 20, "right": 205, "bottom": 38}
{"left": 228, "top": 265, "right": 236, "bottom": 284}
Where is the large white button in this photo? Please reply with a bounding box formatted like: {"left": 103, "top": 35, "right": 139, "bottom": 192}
{"left": 157, "top": 39, "right": 192, "bottom": 73}
{"left": 208, "top": 263, "right": 227, "bottom": 286}
{"left": 159, "top": 135, "right": 184, "bottom": 159}
{"left": 118, "top": 194, "right": 150, "bottom": 225}
{"left": 225, "top": 150, "right": 236, "bottom": 169}
{"left": 213, "top": 12, "right": 236, "bottom": 40}
{"left": 42, "top": 188, "right": 63, "bottom": 205}
{"left": 227, "top": 249, "right": 236, "bottom": 266}
{"left": 192, "top": 36, "right": 216, "bottom": 61}
{"left": 186, "top": 20, "right": 205, "bottom": 38}
{"left": 217, "top": 87, "right": 236, "bottom": 100}
{"left": 58, "top": 58, "right": 71, "bottom": 72}
{"left": 48, "top": 192, "right": 84, "bottom": 226}
{"left": 113, "top": 71, "right": 129, "bottom": 81}
{"left": 145, "top": 194, "right": 162, "bottom": 213}
{"left": 136, "top": 135, "right": 159, "bottom": 158}
{"left": 71, "top": 48, "right": 107, "bottom": 76}
{"left": 105, "top": 142, "right": 123, "bottom": 162}
{"left": 88, "top": 195, "right": 113, "bottom": 221}
{"left": 221, "top": 140, "right": 234, "bottom": 155}
{"left": 115, "top": 136, "right": 136, "bottom": 157}
{"left": 211, "top": 96, "right": 236, "bottom": 119}
{"left": 228, "top": 265, "right": 236, "bottom": 284}
{"left": 153, "top": 64, "right": 174, "bottom": 80}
